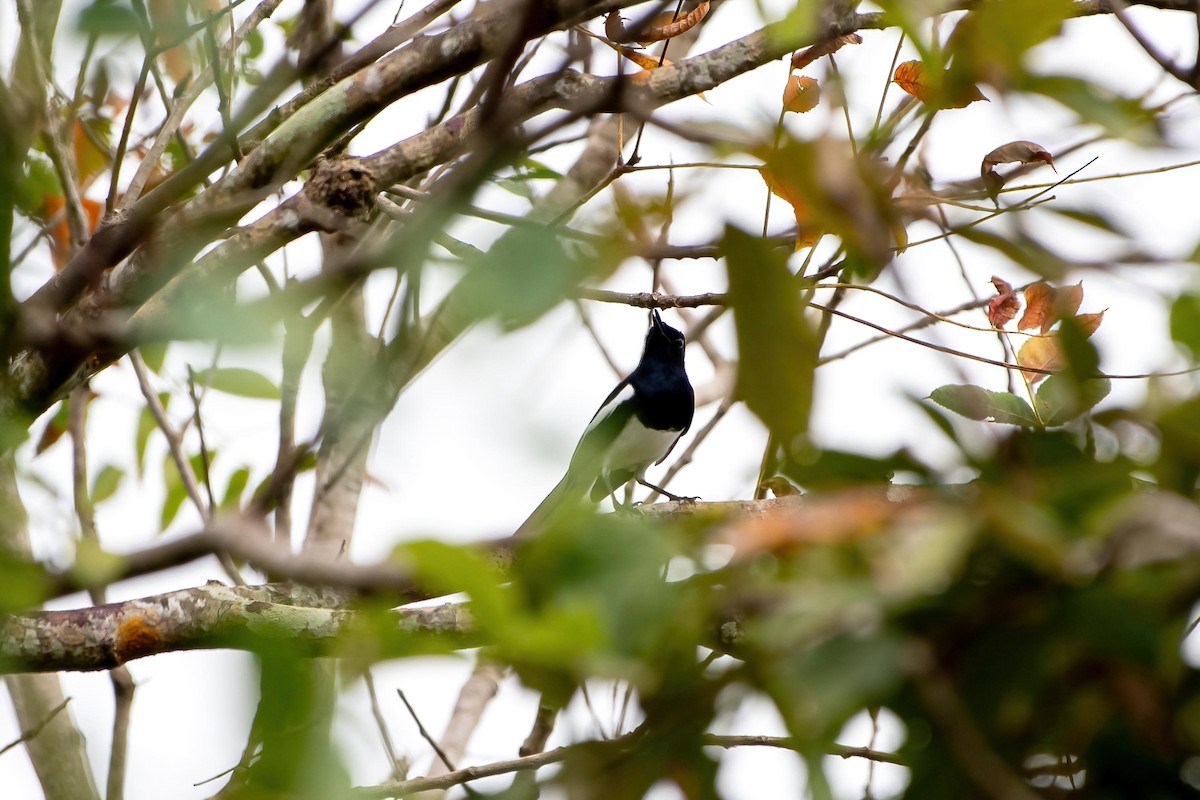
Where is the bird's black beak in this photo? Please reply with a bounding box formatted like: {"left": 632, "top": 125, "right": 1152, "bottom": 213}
{"left": 651, "top": 309, "right": 664, "bottom": 331}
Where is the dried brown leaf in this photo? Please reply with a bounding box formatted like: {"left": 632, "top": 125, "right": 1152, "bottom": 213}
{"left": 987, "top": 276, "right": 1020, "bottom": 328}
{"left": 782, "top": 75, "right": 821, "bottom": 114}
{"left": 638, "top": 2, "right": 710, "bottom": 45}
{"left": 981, "top": 140, "right": 1056, "bottom": 178}
{"left": 605, "top": 11, "right": 631, "bottom": 43}
{"left": 791, "top": 33, "right": 862, "bottom": 71}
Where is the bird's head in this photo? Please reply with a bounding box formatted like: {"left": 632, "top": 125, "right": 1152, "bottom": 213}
{"left": 644, "top": 309, "right": 687, "bottom": 363}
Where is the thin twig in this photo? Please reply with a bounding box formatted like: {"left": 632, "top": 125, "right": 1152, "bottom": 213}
{"left": 397, "top": 689, "right": 460, "bottom": 776}
{"left": 366, "top": 671, "right": 408, "bottom": 781}
{"left": 0, "top": 698, "right": 71, "bottom": 759}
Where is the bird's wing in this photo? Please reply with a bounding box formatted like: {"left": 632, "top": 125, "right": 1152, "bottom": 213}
{"left": 569, "top": 378, "right": 636, "bottom": 478}
{"left": 513, "top": 380, "right": 635, "bottom": 539}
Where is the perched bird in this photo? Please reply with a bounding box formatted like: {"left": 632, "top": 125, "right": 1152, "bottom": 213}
{"left": 515, "top": 310, "right": 695, "bottom": 538}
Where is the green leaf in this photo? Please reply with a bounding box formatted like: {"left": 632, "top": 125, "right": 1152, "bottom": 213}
{"left": 77, "top": 1, "right": 140, "bottom": 36}
{"left": 782, "top": 446, "right": 930, "bottom": 488}
{"left": 929, "top": 384, "right": 1040, "bottom": 427}
{"left": 1035, "top": 375, "right": 1111, "bottom": 427}
{"left": 396, "top": 540, "right": 510, "bottom": 630}
{"left": 221, "top": 466, "right": 251, "bottom": 510}
{"left": 191, "top": 366, "right": 280, "bottom": 400}
{"left": 136, "top": 393, "right": 169, "bottom": 476}
{"left": 460, "top": 225, "right": 621, "bottom": 331}
{"left": 1023, "top": 74, "right": 1159, "bottom": 144}
{"left": 765, "top": 632, "right": 906, "bottom": 743}
{"left": 724, "top": 225, "right": 818, "bottom": 443}
{"left": 1044, "top": 206, "right": 1127, "bottom": 237}
{"left": 948, "top": 0, "right": 1075, "bottom": 83}
{"left": 0, "top": 549, "right": 49, "bottom": 613}
{"left": 15, "top": 156, "right": 61, "bottom": 218}
{"left": 1169, "top": 293, "right": 1200, "bottom": 358}
{"left": 160, "top": 476, "right": 187, "bottom": 531}
{"left": 138, "top": 342, "right": 168, "bottom": 373}
{"left": 1058, "top": 314, "right": 1100, "bottom": 381}
{"left": 90, "top": 465, "right": 125, "bottom": 505}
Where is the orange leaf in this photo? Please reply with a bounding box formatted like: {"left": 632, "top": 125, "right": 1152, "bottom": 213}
{"left": 637, "top": 2, "right": 710, "bottom": 45}
{"left": 782, "top": 75, "right": 820, "bottom": 114}
{"left": 1018, "top": 281, "right": 1085, "bottom": 334}
{"left": 619, "top": 46, "right": 670, "bottom": 72}
{"left": 1018, "top": 281, "right": 1053, "bottom": 333}
{"left": 987, "top": 276, "right": 1019, "bottom": 328}
{"left": 759, "top": 168, "right": 819, "bottom": 250}
{"left": 892, "top": 60, "right": 986, "bottom": 109}
{"left": 893, "top": 61, "right": 930, "bottom": 101}
{"left": 1017, "top": 335, "right": 1062, "bottom": 384}
{"left": 791, "top": 33, "right": 862, "bottom": 71}
{"left": 44, "top": 195, "right": 103, "bottom": 270}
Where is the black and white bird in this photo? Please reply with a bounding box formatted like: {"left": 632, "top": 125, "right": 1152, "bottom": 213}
{"left": 516, "top": 310, "right": 695, "bottom": 538}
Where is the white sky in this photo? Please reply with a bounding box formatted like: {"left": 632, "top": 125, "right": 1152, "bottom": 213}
{"left": 3, "top": 1, "right": 1200, "bottom": 798}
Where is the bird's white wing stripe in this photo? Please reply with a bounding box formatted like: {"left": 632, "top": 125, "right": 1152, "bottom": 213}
{"left": 583, "top": 383, "right": 635, "bottom": 438}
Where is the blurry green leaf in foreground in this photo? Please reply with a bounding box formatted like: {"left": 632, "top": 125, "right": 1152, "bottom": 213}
{"left": 1169, "top": 292, "right": 1200, "bottom": 359}
{"left": 1034, "top": 375, "right": 1111, "bottom": 426}
{"left": 929, "top": 384, "right": 1039, "bottom": 426}
{"left": 459, "top": 225, "right": 623, "bottom": 331}
{"left": 191, "top": 366, "right": 280, "bottom": 400}
{"left": 724, "top": 225, "right": 818, "bottom": 444}
{"left": 782, "top": 446, "right": 932, "bottom": 488}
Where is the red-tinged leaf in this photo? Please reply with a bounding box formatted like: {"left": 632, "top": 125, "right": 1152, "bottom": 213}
{"left": 988, "top": 276, "right": 1019, "bottom": 328}
{"left": 893, "top": 60, "right": 987, "bottom": 109}
{"left": 783, "top": 75, "right": 820, "bottom": 114}
{"left": 929, "top": 384, "right": 1040, "bottom": 427}
{"left": 1018, "top": 281, "right": 1054, "bottom": 333}
{"left": 892, "top": 61, "right": 929, "bottom": 101}
{"left": 791, "top": 33, "right": 862, "bottom": 71}
{"left": 1018, "top": 334, "right": 1062, "bottom": 384}
{"left": 637, "top": 2, "right": 709, "bottom": 45}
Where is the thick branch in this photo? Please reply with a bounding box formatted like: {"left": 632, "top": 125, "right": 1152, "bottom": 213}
{"left": 1, "top": 582, "right": 473, "bottom": 674}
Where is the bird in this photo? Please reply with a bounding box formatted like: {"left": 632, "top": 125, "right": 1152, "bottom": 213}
{"left": 515, "top": 310, "right": 695, "bottom": 539}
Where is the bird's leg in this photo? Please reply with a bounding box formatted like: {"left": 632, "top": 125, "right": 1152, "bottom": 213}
{"left": 637, "top": 478, "right": 698, "bottom": 503}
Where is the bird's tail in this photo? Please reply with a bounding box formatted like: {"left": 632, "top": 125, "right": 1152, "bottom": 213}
{"left": 513, "top": 474, "right": 588, "bottom": 541}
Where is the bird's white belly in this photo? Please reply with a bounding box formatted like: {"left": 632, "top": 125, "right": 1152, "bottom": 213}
{"left": 600, "top": 417, "right": 681, "bottom": 476}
